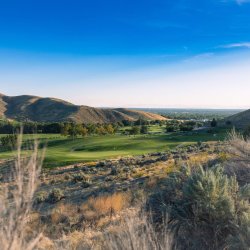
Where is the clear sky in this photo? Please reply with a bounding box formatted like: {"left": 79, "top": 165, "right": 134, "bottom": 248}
{"left": 0, "top": 0, "right": 250, "bottom": 108}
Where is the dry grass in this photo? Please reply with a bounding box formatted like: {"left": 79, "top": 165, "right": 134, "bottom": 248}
{"left": 0, "top": 134, "right": 44, "bottom": 250}
{"left": 50, "top": 203, "right": 78, "bottom": 224}
{"left": 81, "top": 192, "right": 131, "bottom": 219}
{"left": 47, "top": 208, "right": 173, "bottom": 250}
{"left": 145, "top": 176, "right": 160, "bottom": 189}
{"left": 37, "top": 236, "right": 55, "bottom": 250}
{"left": 101, "top": 212, "right": 173, "bottom": 250}
{"left": 225, "top": 129, "right": 250, "bottom": 185}
{"left": 187, "top": 152, "right": 211, "bottom": 166}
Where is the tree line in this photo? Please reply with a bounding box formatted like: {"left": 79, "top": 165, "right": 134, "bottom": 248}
{"left": 0, "top": 121, "right": 119, "bottom": 136}
{"left": 0, "top": 119, "right": 165, "bottom": 135}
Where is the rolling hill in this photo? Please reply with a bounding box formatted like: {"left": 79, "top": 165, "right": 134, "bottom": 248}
{"left": 0, "top": 93, "right": 167, "bottom": 123}
{"left": 223, "top": 109, "right": 250, "bottom": 129}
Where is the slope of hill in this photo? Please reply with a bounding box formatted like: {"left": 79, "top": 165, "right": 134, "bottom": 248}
{"left": 0, "top": 93, "right": 166, "bottom": 123}
{"left": 223, "top": 109, "right": 250, "bottom": 129}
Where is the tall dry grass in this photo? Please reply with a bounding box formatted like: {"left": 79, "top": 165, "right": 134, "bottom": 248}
{"left": 0, "top": 134, "right": 44, "bottom": 250}
{"left": 53, "top": 211, "right": 173, "bottom": 250}
{"left": 226, "top": 129, "right": 250, "bottom": 185}
{"left": 101, "top": 213, "right": 173, "bottom": 250}
{"left": 81, "top": 192, "right": 130, "bottom": 218}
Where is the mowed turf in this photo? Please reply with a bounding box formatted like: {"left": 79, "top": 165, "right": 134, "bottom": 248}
{"left": 0, "top": 129, "right": 228, "bottom": 168}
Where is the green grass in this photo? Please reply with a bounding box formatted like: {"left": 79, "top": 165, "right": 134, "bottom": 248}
{"left": 0, "top": 134, "right": 61, "bottom": 139}
{"left": 0, "top": 128, "right": 228, "bottom": 168}
{"left": 119, "top": 125, "right": 165, "bottom": 134}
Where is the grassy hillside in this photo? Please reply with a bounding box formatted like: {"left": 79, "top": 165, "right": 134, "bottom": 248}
{"left": 0, "top": 93, "right": 166, "bottom": 123}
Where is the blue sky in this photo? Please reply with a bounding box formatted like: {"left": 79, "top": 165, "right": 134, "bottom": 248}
{"left": 0, "top": 0, "right": 250, "bottom": 108}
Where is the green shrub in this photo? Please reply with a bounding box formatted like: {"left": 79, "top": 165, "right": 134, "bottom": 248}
{"left": 36, "top": 191, "right": 48, "bottom": 203}
{"left": 0, "top": 134, "right": 18, "bottom": 151}
{"left": 48, "top": 188, "right": 64, "bottom": 203}
{"left": 110, "top": 166, "right": 118, "bottom": 175}
{"left": 147, "top": 165, "right": 250, "bottom": 250}
{"left": 82, "top": 179, "right": 92, "bottom": 188}
{"left": 72, "top": 172, "right": 87, "bottom": 183}
{"left": 72, "top": 172, "right": 91, "bottom": 188}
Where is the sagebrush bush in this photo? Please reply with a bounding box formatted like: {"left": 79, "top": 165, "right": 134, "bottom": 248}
{"left": 72, "top": 172, "right": 91, "bottom": 186}
{"left": 48, "top": 188, "right": 64, "bottom": 203}
{"left": 147, "top": 165, "right": 250, "bottom": 250}
{"left": 36, "top": 191, "right": 48, "bottom": 204}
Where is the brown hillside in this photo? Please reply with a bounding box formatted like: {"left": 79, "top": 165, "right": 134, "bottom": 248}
{"left": 223, "top": 109, "right": 250, "bottom": 129}
{"left": 0, "top": 93, "right": 6, "bottom": 117}
{"left": 0, "top": 93, "right": 167, "bottom": 123}
{"left": 113, "top": 108, "right": 165, "bottom": 120}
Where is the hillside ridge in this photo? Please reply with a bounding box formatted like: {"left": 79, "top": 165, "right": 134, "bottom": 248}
{"left": 223, "top": 109, "right": 250, "bottom": 128}
{"left": 0, "top": 93, "right": 167, "bottom": 123}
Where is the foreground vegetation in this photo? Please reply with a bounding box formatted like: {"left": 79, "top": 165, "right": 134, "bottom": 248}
{"left": 0, "top": 131, "right": 249, "bottom": 250}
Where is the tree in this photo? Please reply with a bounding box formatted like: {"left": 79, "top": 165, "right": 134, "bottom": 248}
{"left": 105, "top": 124, "right": 115, "bottom": 134}
{"left": 211, "top": 118, "right": 217, "bottom": 127}
{"left": 79, "top": 126, "right": 88, "bottom": 137}
{"left": 130, "top": 126, "right": 140, "bottom": 135}
{"left": 166, "top": 125, "right": 175, "bottom": 132}
{"left": 0, "top": 134, "right": 18, "bottom": 150}
{"left": 61, "top": 123, "right": 71, "bottom": 136}
{"left": 86, "top": 124, "right": 96, "bottom": 134}
{"left": 68, "top": 123, "right": 85, "bottom": 139}
{"left": 140, "top": 125, "right": 148, "bottom": 134}
{"left": 179, "top": 124, "right": 193, "bottom": 131}
{"left": 95, "top": 126, "right": 107, "bottom": 135}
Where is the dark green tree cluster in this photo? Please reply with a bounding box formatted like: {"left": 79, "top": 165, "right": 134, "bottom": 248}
{"left": 125, "top": 125, "right": 149, "bottom": 135}
{"left": 211, "top": 118, "right": 217, "bottom": 127}
{"left": 165, "top": 120, "right": 180, "bottom": 132}
{"left": 0, "top": 120, "right": 119, "bottom": 137}
{"left": 165, "top": 120, "right": 200, "bottom": 133}
{"left": 140, "top": 125, "right": 149, "bottom": 134}
{"left": 0, "top": 121, "right": 62, "bottom": 134}
{"left": 179, "top": 121, "right": 196, "bottom": 131}
{"left": 61, "top": 123, "right": 117, "bottom": 138}
{"left": 129, "top": 126, "right": 140, "bottom": 135}
{"left": 0, "top": 134, "right": 18, "bottom": 150}
{"left": 121, "top": 119, "right": 165, "bottom": 127}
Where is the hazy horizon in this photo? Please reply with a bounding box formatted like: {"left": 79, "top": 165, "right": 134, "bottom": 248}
{"left": 1, "top": 0, "right": 250, "bottom": 109}
{"left": 0, "top": 91, "right": 247, "bottom": 110}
